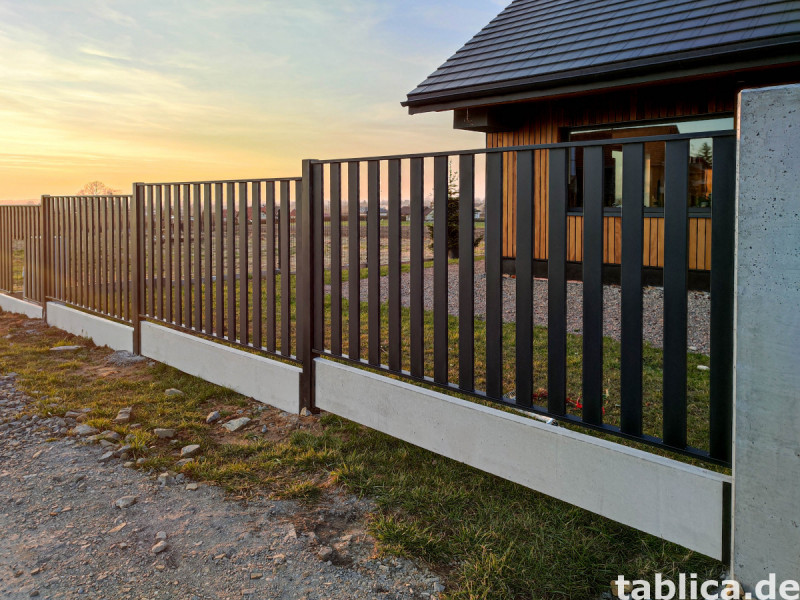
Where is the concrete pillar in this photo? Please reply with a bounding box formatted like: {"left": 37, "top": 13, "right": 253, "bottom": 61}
{"left": 733, "top": 83, "right": 800, "bottom": 591}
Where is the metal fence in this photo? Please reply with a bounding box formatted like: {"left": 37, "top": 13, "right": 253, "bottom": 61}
{"left": 304, "top": 131, "right": 735, "bottom": 464}
{"left": 0, "top": 205, "right": 43, "bottom": 302}
{"left": 0, "top": 131, "right": 735, "bottom": 466}
{"left": 43, "top": 195, "right": 133, "bottom": 322}
{"left": 133, "top": 179, "right": 302, "bottom": 362}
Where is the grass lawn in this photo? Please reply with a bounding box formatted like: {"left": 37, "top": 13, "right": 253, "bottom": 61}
{"left": 0, "top": 303, "right": 722, "bottom": 600}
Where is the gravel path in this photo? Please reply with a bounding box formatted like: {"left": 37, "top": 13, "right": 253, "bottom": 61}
{"left": 0, "top": 374, "right": 443, "bottom": 600}
{"left": 340, "top": 261, "right": 711, "bottom": 355}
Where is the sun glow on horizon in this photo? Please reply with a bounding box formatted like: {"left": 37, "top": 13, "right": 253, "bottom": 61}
{"left": 0, "top": 1, "right": 508, "bottom": 201}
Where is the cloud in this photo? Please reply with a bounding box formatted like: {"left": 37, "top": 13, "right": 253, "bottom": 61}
{"left": 0, "top": 0, "right": 503, "bottom": 200}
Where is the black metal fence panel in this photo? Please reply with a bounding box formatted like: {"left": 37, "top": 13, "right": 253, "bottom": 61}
{"left": 0, "top": 129, "right": 736, "bottom": 466}
{"left": 306, "top": 131, "right": 736, "bottom": 465}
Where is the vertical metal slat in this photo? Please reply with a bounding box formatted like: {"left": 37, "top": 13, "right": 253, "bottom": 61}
{"left": 279, "top": 180, "right": 291, "bottom": 356}
{"left": 215, "top": 183, "right": 224, "bottom": 337}
{"left": 330, "top": 164, "right": 343, "bottom": 355}
{"left": 174, "top": 186, "right": 182, "bottom": 325}
{"left": 252, "top": 182, "right": 262, "bottom": 348}
{"left": 182, "top": 185, "right": 191, "bottom": 328}
{"left": 348, "top": 162, "right": 361, "bottom": 361}
{"left": 548, "top": 149, "right": 568, "bottom": 415}
{"left": 485, "top": 152, "right": 504, "bottom": 399}
{"left": 203, "top": 184, "right": 212, "bottom": 333}
{"left": 313, "top": 167, "right": 324, "bottom": 353}
{"left": 458, "top": 154, "right": 476, "bottom": 391}
{"left": 226, "top": 183, "right": 236, "bottom": 341}
{"left": 709, "top": 135, "right": 736, "bottom": 462}
{"left": 367, "top": 160, "right": 380, "bottom": 366}
{"left": 164, "top": 187, "right": 172, "bottom": 322}
{"left": 582, "top": 146, "right": 605, "bottom": 425}
{"left": 433, "top": 155, "right": 449, "bottom": 384}
{"left": 155, "top": 188, "right": 163, "bottom": 319}
{"left": 239, "top": 182, "right": 248, "bottom": 345}
{"left": 663, "top": 140, "right": 690, "bottom": 448}
{"left": 265, "top": 182, "right": 276, "bottom": 352}
{"left": 388, "top": 158, "right": 401, "bottom": 372}
{"left": 516, "top": 150, "right": 535, "bottom": 408}
{"left": 620, "top": 143, "right": 645, "bottom": 436}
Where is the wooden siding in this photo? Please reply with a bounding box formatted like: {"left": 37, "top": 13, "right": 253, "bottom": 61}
{"left": 565, "top": 215, "right": 711, "bottom": 269}
{"left": 487, "top": 78, "right": 736, "bottom": 271}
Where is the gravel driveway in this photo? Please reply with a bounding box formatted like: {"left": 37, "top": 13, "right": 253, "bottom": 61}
{"left": 0, "top": 374, "right": 442, "bottom": 600}
{"left": 340, "top": 261, "right": 711, "bottom": 355}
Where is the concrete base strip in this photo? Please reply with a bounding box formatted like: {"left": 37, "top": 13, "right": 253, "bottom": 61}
{"left": 45, "top": 303, "right": 134, "bottom": 352}
{"left": 140, "top": 321, "right": 301, "bottom": 414}
{"left": 315, "top": 358, "right": 730, "bottom": 560}
{"left": 0, "top": 293, "right": 43, "bottom": 320}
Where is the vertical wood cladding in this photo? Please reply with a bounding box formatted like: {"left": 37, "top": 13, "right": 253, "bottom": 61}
{"left": 487, "top": 79, "right": 736, "bottom": 270}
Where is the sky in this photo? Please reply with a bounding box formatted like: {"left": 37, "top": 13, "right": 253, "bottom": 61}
{"left": 0, "top": 0, "right": 509, "bottom": 202}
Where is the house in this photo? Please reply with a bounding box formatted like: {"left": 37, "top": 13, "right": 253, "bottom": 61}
{"left": 403, "top": 0, "right": 800, "bottom": 283}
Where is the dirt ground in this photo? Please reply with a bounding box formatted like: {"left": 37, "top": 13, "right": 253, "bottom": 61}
{"left": 0, "top": 346, "right": 443, "bottom": 600}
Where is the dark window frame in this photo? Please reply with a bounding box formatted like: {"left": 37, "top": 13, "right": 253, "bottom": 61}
{"left": 562, "top": 113, "right": 734, "bottom": 217}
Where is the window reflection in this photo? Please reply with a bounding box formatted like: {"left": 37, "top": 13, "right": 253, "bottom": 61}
{"left": 566, "top": 117, "right": 732, "bottom": 211}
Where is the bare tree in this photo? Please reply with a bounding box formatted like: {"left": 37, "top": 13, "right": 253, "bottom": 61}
{"left": 77, "top": 181, "right": 119, "bottom": 195}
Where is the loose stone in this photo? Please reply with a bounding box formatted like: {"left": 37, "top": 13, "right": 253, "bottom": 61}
{"left": 222, "top": 417, "right": 251, "bottom": 433}
{"left": 114, "top": 496, "right": 137, "bottom": 509}
{"left": 180, "top": 444, "right": 201, "bottom": 458}
{"left": 72, "top": 424, "right": 98, "bottom": 437}
{"left": 151, "top": 540, "right": 168, "bottom": 554}
{"left": 113, "top": 408, "right": 132, "bottom": 424}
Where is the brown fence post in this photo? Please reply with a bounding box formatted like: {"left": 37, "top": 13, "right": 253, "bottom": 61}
{"left": 39, "top": 196, "right": 50, "bottom": 319}
{"left": 131, "top": 183, "right": 144, "bottom": 354}
{"left": 298, "top": 160, "right": 317, "bottom": 413}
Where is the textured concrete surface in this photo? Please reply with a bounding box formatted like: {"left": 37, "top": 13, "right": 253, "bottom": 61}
{"left": 140, "top": 321, "right": 301, "bottom": 414}
{"left": 733, "top": 84, "right": 800, "bottom": 591}
{"left": 315, "top": 358, "right": 730, "bottom": 559}
{"left": 46, "top": 302, "right": 134, "bottom": 353}
{"left": 0, "top": 294, "right": 42, "bottom": 320}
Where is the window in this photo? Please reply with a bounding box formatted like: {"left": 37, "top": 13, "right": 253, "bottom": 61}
{"left": 566, "top": 116, "right": 733, "bottom": 211}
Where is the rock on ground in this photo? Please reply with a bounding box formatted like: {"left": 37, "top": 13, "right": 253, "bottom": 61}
{"left": 222, "top": 417, "right": 251, "bottom": 432}
{"left": 0, "top": 370, "right": 443, "bottom": 600}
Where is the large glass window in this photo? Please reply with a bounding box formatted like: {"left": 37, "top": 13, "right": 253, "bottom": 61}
{"left": 566, "top": 116, "right": 733, "bottom": 211}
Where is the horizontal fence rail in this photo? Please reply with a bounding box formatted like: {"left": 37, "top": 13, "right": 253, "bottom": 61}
{"left": 0, "top": 130, "right": 735, "bottom": 467}
{"left": 306, "top": 132, "right": 735, "bottom": 465}
{"left": 134, "top": 178, "right": 302, "bottom": 363}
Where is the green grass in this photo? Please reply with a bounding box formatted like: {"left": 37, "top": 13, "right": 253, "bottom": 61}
{"left": 0, "top": 271, "right": 723, "bottom": 599}
{"left": 150, "top": 269, "right": 715, "bottom": 461}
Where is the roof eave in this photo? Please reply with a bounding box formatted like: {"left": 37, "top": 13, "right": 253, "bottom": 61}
{"left": 402, "top": 39, "right": 800, "bottom": 114}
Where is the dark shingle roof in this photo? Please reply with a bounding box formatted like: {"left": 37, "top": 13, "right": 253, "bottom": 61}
{"left": 404, "top": 0, "right": 800, "bottom": 110}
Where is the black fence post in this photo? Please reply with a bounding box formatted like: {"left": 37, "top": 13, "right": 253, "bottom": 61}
{"left": 298, "top": 159, "right": 317, "bottom": 413}
{"left": 131, "top": 183, "right": 144, "bottom": 355}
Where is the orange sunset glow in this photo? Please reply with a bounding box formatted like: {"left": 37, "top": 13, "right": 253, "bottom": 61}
{"left": 0, "top": 1, "right": 508, "bottom": 202}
